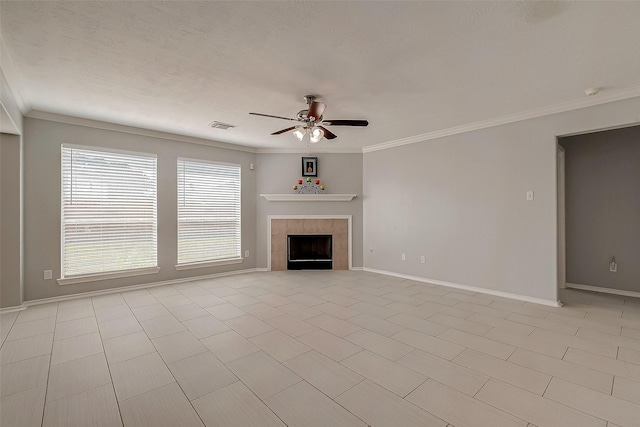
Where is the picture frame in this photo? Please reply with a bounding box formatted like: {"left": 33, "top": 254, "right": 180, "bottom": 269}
{"left": 302, "top": 156, "right": 318, "bottom": 177}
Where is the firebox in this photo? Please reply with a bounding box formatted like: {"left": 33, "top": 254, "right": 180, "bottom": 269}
{"left": 287, "top": 234, "right": 333, "bottom": 270}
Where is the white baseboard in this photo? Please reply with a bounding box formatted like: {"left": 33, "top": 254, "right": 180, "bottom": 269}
{"left": 363, "top": 267, "right": 561, "bottom": 307}
{"left": 1, "top": 268, "right": 263, "bottom": 312}
{"left": 566, "top": 282, "right": 640, "bottom": 299}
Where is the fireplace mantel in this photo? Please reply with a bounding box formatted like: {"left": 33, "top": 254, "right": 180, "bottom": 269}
{"left": 260, "top": 194, "right": 356, "bottom": 202}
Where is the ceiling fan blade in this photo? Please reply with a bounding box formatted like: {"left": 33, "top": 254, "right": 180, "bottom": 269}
{"left": 250, "top": 112, "right": 297, "bottom": 121}
{"left": 318, "top": 126, "right": 337, "bottom": 140}
{"left": 322, "top": 119, "right": 369, "bottom": 127}
{"left": 307, "top": 101, "right": 326, "bottom": 121}
{"left": 271, "top": 126, "right": 297, "bottom": 135}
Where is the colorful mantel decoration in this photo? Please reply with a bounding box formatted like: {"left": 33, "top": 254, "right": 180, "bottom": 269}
{"left": 293, "top": 177, "right": 326, "bottom": 194}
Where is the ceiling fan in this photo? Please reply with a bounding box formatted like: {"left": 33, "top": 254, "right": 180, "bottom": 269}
{"left": 250, "top": 95, "right": 368, "bottom": 143}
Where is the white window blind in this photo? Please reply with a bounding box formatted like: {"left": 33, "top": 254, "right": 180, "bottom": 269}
{"left": 61, "top": 145, "right": 158, "bottom": 277}
{"left": 177, "top": 158, "right": 241, "bottom": 265}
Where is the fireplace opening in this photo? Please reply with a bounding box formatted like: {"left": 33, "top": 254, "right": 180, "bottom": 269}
{"left": 287, "top": 234, "right": 332, "bottom": 270}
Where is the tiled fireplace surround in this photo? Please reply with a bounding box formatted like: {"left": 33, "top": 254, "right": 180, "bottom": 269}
{"left": 269, "top": 217, "right": 351, "bottom": 271}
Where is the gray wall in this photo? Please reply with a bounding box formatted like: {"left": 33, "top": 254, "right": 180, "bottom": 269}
{"left": 23, "top": 118, "right": 257, "bottom": 301}
{"left": 255, "top": 153, "right": 363, "bottom": 268}
{"left": 560, "top": 125, "right": 640, "bottom": 292}
{"left": 1, "top": 133, "right": 23, "bottom": 308}
{"left": 363, "top": 97, "right": 640, "bottom": 303}
{"left": 1, "top": 69, "right": 23, "bottom": 134}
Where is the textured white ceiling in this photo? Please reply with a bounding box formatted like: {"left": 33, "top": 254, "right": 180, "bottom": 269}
{"left": 1, "top": 1, "right": 639, "bottom": 150}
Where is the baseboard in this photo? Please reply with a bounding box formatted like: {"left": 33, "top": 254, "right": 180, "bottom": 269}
{"left": 566, "top": 282, "right": 640, "bottom": 299}
{"left": 363, "top": 267, "right": 561, "bottom": 307}
{"left": 12, "top": 268, "right": 263, "bottom": 310}
{"left": 0, "top": 304, "right": 27, "bottom": 314}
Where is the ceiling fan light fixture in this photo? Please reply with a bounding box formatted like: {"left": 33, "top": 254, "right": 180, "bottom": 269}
{"left": 310, "top": 127, "right": 324, "bottom": 143}
{"left": 293, "top": 128, "right": 306, "bottom": 141}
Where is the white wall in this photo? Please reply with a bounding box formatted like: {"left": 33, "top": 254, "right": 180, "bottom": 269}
{"left": 23, "top": 118, "right": 257, "bottom": 301}
{"left": 363, "top": 97, "right": 640, "bottom": 303}
{"left": 255, "top": 153, "right": 363, "bottom": 268}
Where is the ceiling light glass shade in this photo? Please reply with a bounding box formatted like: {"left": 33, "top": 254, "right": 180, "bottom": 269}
{"left": 309, "top": 127, "right": 324, "bottom": 143}
{"left": 293, "top": 128, "right": 306, "bottom": 141}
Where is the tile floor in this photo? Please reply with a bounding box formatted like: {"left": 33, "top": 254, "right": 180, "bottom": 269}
{"left": 1, "top": 271, "right": 640, "bottom": 426}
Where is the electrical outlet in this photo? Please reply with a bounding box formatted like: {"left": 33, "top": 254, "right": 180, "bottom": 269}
{"left": 526, "top": 191, "right": 534, "bottom": 201}
{"left": 401, "top": 253, "right": 406, "bottom": 261}
{"left": 244, "top": 250, "right": 250, "bottom": 258}
{"left": 610, "top": 262, "right": 617, "bottom": 272}
{"left": 420, "top": 255, "right": 426, "bottom": 264}
{"left": 44, "top": 270, "right": 53, "bottom": 280}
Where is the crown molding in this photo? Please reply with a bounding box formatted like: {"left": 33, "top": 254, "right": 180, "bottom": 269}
{"left": 26, "top": 110, "right": 258, "bottom": 153}
{"left": 256, "top": 146, "right": 363, "bottom": 154}
{"left": 363, "top": 86, "right": 640, "bottom": 153}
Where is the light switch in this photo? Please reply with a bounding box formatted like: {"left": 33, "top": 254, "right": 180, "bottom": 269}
{"left": 526, "top": 191, "right": 534, "bottom": 201}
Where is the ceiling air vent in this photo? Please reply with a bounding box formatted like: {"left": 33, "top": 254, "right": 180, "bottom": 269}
{"left": 209, "top": 121, "right": 236, "bottom": 130}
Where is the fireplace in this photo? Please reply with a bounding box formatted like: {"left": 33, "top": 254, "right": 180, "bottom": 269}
{"left": 287, "top": 235, "right": 332, "bottom": 270}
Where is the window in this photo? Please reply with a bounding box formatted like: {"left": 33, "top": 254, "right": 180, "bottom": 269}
{"left": 177, "top": 158, "right": 241, "bottom": 266}
{"left": 61, "top": 145, "right": 158, "bottom": 279}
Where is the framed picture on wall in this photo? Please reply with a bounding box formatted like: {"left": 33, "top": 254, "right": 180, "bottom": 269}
{"left": 302, "top": 157, "right": 318, "bottom": 177}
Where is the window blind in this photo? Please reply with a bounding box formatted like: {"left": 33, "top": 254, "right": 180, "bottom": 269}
{"left": 61, "top": 145, "right": 158, "bottom": 277}
{"left": 177, "top": 158, "right": 241, "bottom": 264}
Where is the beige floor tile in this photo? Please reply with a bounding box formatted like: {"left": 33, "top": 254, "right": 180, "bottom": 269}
{"left": 110, "top": 352, "right": 175, "bottom": 401}
{"left": 544, "top": 377, "right": 640, "bottom": 427}
{"left": 284, "top": 350, "right": 364, "bottom": 398}
{"left": 507, "top": 313, "right": 579, "bottom": 335}
{"left": 467, "top": 313, "right": 535, "bottom": 335}
{"left": 622, "top": 326, "right": 640, "bottom": 339}
{"left": 209, "top": 286, "right": 240, "bottom": 297}
{"left": 398, "top": 349, "right": 489, "bottom": 396}
{"left": 352, "top": 293, "right": 395, "bottom": 306}
{"left": 56, "top": 302, "right": 95, "bottom": 324}
{"left": 182, "top": 315, "right": 229, "bottom": 339}
{"left": 94, "top": 304, "right": 133, "bottom": 323}
{"left": 256, "top": 293, "right": 293, "bottom": 307}
{"left": 347, "top": 313, "right": 405, "bottom": 337}
{"left": 15, "top": 303, "right": 58, "bottom": 323}
{"left": 148, "top": 286, "right": 181, "bottom": 298}
{"left": 192, "top": 381, "right": 285, "bottom": 427}
{"left": 47, "top": 353, "right": 111, "bottom": 402}
{"left": 177, "top": 285, "right": 210, "bottom": 298}
{"left": 265, "top": 380, "right": 367, "bottom": 427}
{"left": 314, "top": 301, "right": 360, "bottom": 319}
{"left": 477, "top": 378, "right": 605, "bottom": 427}
{"left": 266, "top": 314, "right": 318, "bottom": 337}
{"left": 188, "top": 293, "right": 226, "bottom": 308}
{"left": 298, "top": 329, "right": 363, "bottom": 361}
{"left": 131, "top": 303, "right": 172, "bottom": 321}
{"left": 439, "top": 328, "right": 516, "bottom": 359}
{"left": 0, "top": 354, "right": 49, "bottom": 398}
{"left": 200, "top": 330, "right": 260, "bottom": 363}
{"left": 288, "top": 293, "right": 327, "bottom": 307}
{"left": 0, "top": 333, "right": 54, "bottom": 365}
{"left": 224, "top": 293, "right": 260, "bottom": 307}
{"left": 428, "top": 313, "right": 492, "bottom": 336}
{"left": 6, "top": 316, "right": 56, "bottom": 341}
{"left": 156, "top": 294, "right": 193, "bottom": 308}
{"left": 531, "top": 328, "right": 618, "bottom": 358}
{"left": 349, "top": 301, "right": 397, "bottom": 318}
{"left": 577, "top": 327, "right": 640, "bottom": 352}
{"left": 1, "top": 385, "right": 46, "bottom": 427}
{"left": 454, "top": 301, "right": 511, "bottom": 318}
{"left": 308, "top": 313, "right": 362, "bottom": 337}
{"left": 279, "top": 302, "right": 324, "bottom": 319}
{"left": 618, "top": 347, "right": 640, "bottom": 365}
{"left": 345, "top": 329, "right": 413, "bottom": 361}
{"left": 54, "top": 316, "right": 99, "bottom": 341}
{"left": 341, "top": 350, "right": 426, "bottom": 397}
{"left": 224, "top": 314, "right": 274, "bottom": 338}
{"left": 249, "top": 330, "right": 311, "bottom": 362}
{"left": 167, "top": 351, "right": 237, "bottom": 400}
{"left": 140, "top": 315, "right": 186, "bottom": 339}
{"left": 613, "top": 376, "right": 640, "bottom": 405}
{"left": 406, "top": 379, "right": 527, "bottom": 427}
{"left": 453, "top": 348, "right": 551, "bottom": 395}
{"left": 392, "top": 329, "right": 465, "bottom": 360}
{"left": 227, "top": 351, "right": 301, "bottom": 399}
{"left": 123, "top": 294, "right": 159, "bottom": 309}
{"left": 152, "top": 330, "right": 207, "bottom": 363}
{"left": 387, "top": 313, "right": 448, "bottom": 336}
{"left": 103, "top": 331, "right": 156, "bottom": 365}
{"left": 119, "top": 383, "right": 203, "bottom": 427}
{"left": 43, "top": 383, "right": 121, "bottom": 427}
{"left": 321, "top": 292, "right": 359, "bottom": 306}
{"left": 242, "top": 302, "right": 285, "bottom": 320}
{"left": 484, "top": 327, "right": 567, "bottom": 359}
{"left": 168, "top": 303, "right": 210, "bottom": 321}
{"left": 205, "top": 303, "right": 247, "bottom": 320}
{"left": 97, "top": 315, "right": 142, "bottom": 340}
{"left": 336, "top": 380, "right": 447, "bottom": 427}
{"left": 91, "top": 293, "right": 126, "bottom": 309}
{"left": 564, "top": 347, "right": 640, "bottom": 382}
{"left": 50, "top": 332, "right": 103, "bottom": 366}
{"left": 508, "top": 348, "right": 613, "bottom": 393}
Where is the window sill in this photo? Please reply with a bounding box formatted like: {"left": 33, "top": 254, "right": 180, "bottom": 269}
{"left": 58, "top": 266, "right": 161, "bottom": 286}
{"left": 175, "top": 257, "right": 244, "bottom": 271}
